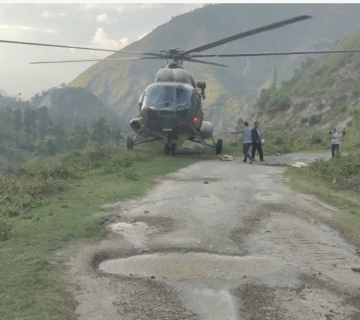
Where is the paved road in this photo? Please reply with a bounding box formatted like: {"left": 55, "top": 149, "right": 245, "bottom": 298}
{"left": 68, "top": 154, "right": 360, "bottom": 320}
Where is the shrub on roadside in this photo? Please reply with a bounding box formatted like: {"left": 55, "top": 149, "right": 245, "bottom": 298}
{"left": 309, "top": 153, "right": 360, "bottom": 191}
{"left": 0, "top": 218, "right": 12, "bottom": 241}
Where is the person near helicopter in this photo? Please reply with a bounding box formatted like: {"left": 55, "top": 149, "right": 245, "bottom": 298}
{"left": 251, "top": 121, "right": 265, "bottom": 161}
{"left": 232, "top": 121, "right": 255, "bottom": 164}
{"left": 330, "top": 128, "right": 340, "bottom": 157}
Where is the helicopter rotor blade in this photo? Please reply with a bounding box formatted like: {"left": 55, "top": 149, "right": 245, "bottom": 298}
{"left": 29, "top": 57, "right": 159, "bottom": 64}
{"left": 193, "top": 49, "right": 360, "bottom": 58}
{"left": 183, "top": 58, "right": 228, "bottom": 67}
{"left": 177, "top": 15, "right": 312, "bottom": 58}
{"left": 0, "top": 39, "right": 160, "bottom": 56}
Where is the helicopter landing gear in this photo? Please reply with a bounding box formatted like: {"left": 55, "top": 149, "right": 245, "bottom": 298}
{"left": 126, "top": 136, "right": 134, "bottom": 149}
{"left": 164, "top": 143, "right": 170, "bottom": 155}
{"left": 164, "top": 133, "right": 176, "bottom": 156}
{"left": 170, "top": 143, "right": 176, "bottom": 156}
{"left": 164, "top": 142, "right": 176, "bottom": 156}
{"left": 215, "top": 139, "right": 223, "bottom": 154}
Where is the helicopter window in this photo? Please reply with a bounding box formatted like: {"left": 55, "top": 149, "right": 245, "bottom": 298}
{"left": 146, "top": 86, "right": 174, "bottom": 106}
{"left": 191, "top": 93, "right": 201, "bottom": 111}
{"left": 176, "top": 88, "right": 191, "bottom": 108}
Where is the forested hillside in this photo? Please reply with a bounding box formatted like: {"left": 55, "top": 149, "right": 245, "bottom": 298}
{"left": 0, "top": 105, "right": 123, "bottom": 170}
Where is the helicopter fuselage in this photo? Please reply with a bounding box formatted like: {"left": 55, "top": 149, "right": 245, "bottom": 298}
{"left": 129, "top": 64, "right": 207, "bottom": 142}
{"left": 130, "top": 82, "right": 202, "bottom": 140}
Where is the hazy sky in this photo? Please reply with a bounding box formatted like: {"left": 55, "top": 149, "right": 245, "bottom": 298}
{"left": 0, "top": 2, "right": 205, "bottom": 99}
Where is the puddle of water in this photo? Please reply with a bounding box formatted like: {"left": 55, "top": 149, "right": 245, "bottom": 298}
{"left": 99, "top": 253, "right": 286, "bottom": 320}
{"left": 185, "top": 288, "right": 238, "bottom": 320}
{"left": 107, "top": 222, "right": 155, "bottom": 248}
{"left": 99, "top": 252, "right": 285, "bottom": 280}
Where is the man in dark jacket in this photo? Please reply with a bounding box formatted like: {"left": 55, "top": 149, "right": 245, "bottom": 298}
{"left": 251, "top": 121, "right": 264, "bottom": 161}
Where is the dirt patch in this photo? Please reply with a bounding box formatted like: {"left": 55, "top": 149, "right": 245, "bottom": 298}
{"left": 102, "top": 214, "right": 176, "bottom": 234}
{"left": 110, "top": 276, "right": 200, "bottom": 320}
{"left": 234, "top": 284, "right": 288, "bottom": 320}
{"left": 234, "top": 273, "right": 360, "bottom": 320}
{"left": 229, "top": 203, "right": 296, "bottom": 246}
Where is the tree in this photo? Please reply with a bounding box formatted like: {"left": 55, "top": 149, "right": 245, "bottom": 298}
{"left": 256, "top": 88, "right": 272, "bottom": 110}
{"left": 37, "top": 106, "right": 53, "bottom": 141}
{"left": 52, "top": 123, "right": 66, "bottom": 150}
{"left": 45, "top": 138, "right": 57, "bottom": 156}
{"left": 23, "top": 108, "right": 38, "bottom": 141}
{"left": 91, "top": 117, "right": 111, "bottom": 145}
{"left": 70, "top": 124, "right": 90, "bottom": 149}
{"left": 12, "top": 109, "right": 23, "bottom": 133}
{"left": 271, "top": 66, "right": 277, "bottom": 92}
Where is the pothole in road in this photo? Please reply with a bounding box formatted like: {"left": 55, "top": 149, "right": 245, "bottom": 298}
{"left": 105, "top": 216, "right": 175, "bottom": 249}
{"left": 107, "top": 222, "right": 157, "bottom": 248}
{"left": 98, "top": 253, "right": 287, "bottom": 320}
{"left": 98, "top": 252, "right": 285, "bottom": 280}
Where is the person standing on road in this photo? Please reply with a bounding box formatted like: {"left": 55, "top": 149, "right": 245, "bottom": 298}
{"left": 331, "top": 128, "right": 340, "bottom": 157}
{"left": 232, "top": 122, "right": 254, "bottom": 164}
{"left": 251, "top": 121, "right": 265, "bottom": 161}
{"left": 341, "top": 128, "right": 347, "bottom": 137}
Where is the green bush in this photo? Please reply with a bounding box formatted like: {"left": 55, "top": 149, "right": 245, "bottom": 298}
{"left": 310, "top": 131, "right": 324, "bottom": 146}
{"left": 268, "top": 93, "right": 291, "bottom": 111}
{"left": 309, "top": 153, "right": 360, "bottom": 191}
{"left": 309, "top": 114, "right": 322, "bottom": 125}
{"left": 0, "top": 218, "right": 12, "bottom": 241}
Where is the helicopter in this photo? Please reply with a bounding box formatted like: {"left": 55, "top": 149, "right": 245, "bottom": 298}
{"left": 2, "top": 15, "right": 360, "bottom": 156}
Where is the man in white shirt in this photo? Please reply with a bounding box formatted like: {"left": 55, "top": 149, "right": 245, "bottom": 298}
{"left": 331, "top": 128, "right": 340, "bottom": 157}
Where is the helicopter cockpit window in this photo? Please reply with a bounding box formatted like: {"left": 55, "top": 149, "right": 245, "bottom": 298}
{"left": 146, "top": 86, "right": 174, "bottom": 106}
{"left": 176, "top": 88, "right": 191, "bottom": 108}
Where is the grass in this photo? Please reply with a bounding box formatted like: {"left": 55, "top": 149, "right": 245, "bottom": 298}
{"left": 0, "top": 145, "right": 203, "bottom": 320}
{"left": 283, "top": 125, "right": 360, "bottom": 225}
{"left": 284, "top": 154, "right": 360, "bottom": 241}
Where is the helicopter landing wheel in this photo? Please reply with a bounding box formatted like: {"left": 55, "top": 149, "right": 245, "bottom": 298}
{"left": 170, "top": 143, "right": 176, "bottom": 156}
{"left": 126, "top": 136, "right": 134, "bottom": 150}
{"left": 164, "top": 143, "right": 170, "bottom": 155}
{"left": 215, "top": 139, "right": 223, "bottom": 154}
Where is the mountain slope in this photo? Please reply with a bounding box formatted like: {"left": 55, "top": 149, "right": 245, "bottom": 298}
{"left": 69, "top": 3, "right": 360, "bottom": 133}
{"left": 256, "top": 25, "right": 360, "bottom": 130}
{"left": 31, "top": 87, "right": 120, "bottom": 124}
